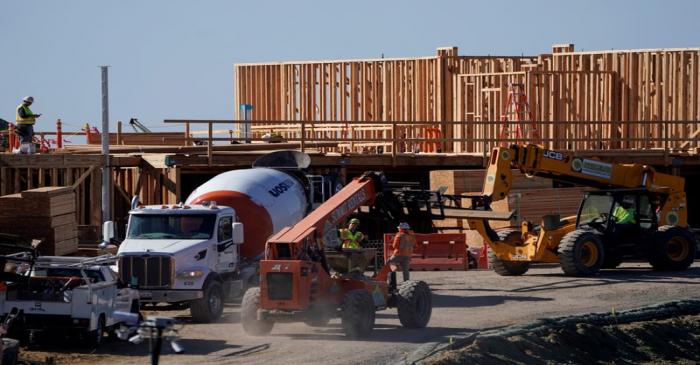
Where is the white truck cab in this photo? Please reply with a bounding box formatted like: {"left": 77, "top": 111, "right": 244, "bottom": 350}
{"left": 117, "top": 202, "right": 248, "bottom": 322}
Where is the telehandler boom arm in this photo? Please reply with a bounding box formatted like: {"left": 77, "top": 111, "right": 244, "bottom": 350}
{"left": 482, "top": 144, "right": 687, "bottom": 226}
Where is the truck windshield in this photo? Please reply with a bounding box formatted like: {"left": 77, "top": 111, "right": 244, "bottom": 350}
{"left": 578, "top": 194, "right": 614, "bottom": 226}
{"left": 127, "top": 214, "right": 216, "bottom": 239}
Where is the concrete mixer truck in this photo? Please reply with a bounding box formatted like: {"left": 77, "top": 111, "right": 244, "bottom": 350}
{"left": 114, "top": 152, "right": 339, "bottom": 322}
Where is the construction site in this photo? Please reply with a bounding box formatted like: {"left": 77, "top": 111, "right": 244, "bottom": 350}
{"left": 1, "top": 39, "right": 700, "bottom": 365}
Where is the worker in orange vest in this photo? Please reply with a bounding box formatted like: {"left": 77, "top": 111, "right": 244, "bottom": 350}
{"left": 388, "top": 222, "right": 416, "bottom": 281}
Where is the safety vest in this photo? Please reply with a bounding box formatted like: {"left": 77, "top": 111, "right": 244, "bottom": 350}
{"left": 16, "top": 104, "right": 36, "bottom": 125}
{"left": 339, "top": 229, "right": 364, "bottom": 249}
{"left": 392, "top": 231, "right": 416, "bottom": 257}
{"left": 613, "top": 206, "right": 636, "bottom": 224}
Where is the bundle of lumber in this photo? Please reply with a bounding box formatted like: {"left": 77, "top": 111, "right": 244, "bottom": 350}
{"left": 430, "top": 169, "right": 552, "bottom": 232}
{"left": 430, "top": 169, "right": 590, "bottom": 246}
{"left": 0, "top": 187, "right": 78, "bottom": 256}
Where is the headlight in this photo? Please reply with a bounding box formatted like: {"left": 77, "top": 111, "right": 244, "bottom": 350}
{"left": 176, "top": 270, "right": 205, "bottom": 279}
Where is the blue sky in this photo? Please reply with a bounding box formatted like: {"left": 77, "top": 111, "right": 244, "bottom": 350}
{"left": 1, "top": 0, "right": 698, "bottom": 134}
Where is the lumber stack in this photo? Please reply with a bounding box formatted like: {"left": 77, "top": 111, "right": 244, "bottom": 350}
{"left": 430, "top": 169, "right": 589, "bottom": 246}
{"left": 429, "top": 169, "right": 551, "bottom": 234}
{"left": 0, "top": 187, "right": 78, "bottom": 256}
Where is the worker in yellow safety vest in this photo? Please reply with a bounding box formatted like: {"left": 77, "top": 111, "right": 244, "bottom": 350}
{"left": 339, "top": 218, "right": 365, "bottom": 249}
{"left": 612, "top": 197, "right": 637, "bottom": 225}
{"left": 15, "top": 96, "right": 41, "bottom": 154}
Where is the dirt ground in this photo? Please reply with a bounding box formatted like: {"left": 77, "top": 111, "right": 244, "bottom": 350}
{"left": 21, "top": 262, "right": 700, "bottom": 365}
{"left": 427, "top": 307, "right": 700, "bottom": 365}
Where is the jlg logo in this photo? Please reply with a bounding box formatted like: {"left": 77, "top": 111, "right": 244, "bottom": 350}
{"left": 543, "top": 150, "right": 564, "bottom": 161}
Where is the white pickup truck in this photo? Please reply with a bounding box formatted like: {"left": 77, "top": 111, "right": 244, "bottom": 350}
{"left": 0, "top": 254, "right": 139, "bottom": 347}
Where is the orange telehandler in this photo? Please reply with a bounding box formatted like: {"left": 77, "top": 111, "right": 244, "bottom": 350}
{"left": 465, "top": 144, "right": 696, "bottom": 276}
{"left": 241, "top": 172, "right": 435, "bottom": 338}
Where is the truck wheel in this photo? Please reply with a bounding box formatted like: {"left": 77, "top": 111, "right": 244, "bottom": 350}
{"left": 1, "top": 338, "right": 19, "bottom": 365}
{"left": 488, "top": 229, "right": 530, "bottom": 276}
{"left": 559, "top": 229, "right": 604, "bottom": 276}
{"left": 87, "top": 314, "right": 106, "bottom": 348}
{"left": 241, "top": 287, "right": 274, "bottom": 336}
{"left": 340, "top": 290, "right": 375, "bottom": 339}
{"left": 649, "top": 226, "right": 697, "bottom": 271}
{"left": 191, "top": 281, "right": 224, "bottom": 323}
{"left": 396, "top": 280, "right": 432, "bottom": 328}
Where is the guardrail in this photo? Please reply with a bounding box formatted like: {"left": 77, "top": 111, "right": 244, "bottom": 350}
{"left": 164, "top": 119, "right": 700, "bottom": 156}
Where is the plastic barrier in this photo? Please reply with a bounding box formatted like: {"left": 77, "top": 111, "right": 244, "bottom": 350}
{"left": 383, "top": 233, "right": 469, "bottom": 271}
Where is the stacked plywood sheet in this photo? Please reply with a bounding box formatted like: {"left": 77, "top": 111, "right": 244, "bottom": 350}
{"left": 0, "top": 187, "right": 78, "bottom": 256}
{"left": 430, "top": 169, "right": 589, "bottom": 246}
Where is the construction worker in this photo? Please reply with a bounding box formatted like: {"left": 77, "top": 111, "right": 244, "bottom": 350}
{"left": 339, "top": 218, "right": 365, "bottom": 249}
{"left": 15, "top": 96, "right": 41, "bottom": 154}
{"left": 612, "top": 196, "right": 637, "bottom": 225}
{"left": 388, "top": 222, "right": 416, "bottom": 281}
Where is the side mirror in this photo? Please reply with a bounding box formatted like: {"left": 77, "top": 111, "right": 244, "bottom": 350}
{"left": 231, "top": 222, "right": 244, "bottom": 244}
{"left": 99, "top": 221, "right": 115, "bottom": 248}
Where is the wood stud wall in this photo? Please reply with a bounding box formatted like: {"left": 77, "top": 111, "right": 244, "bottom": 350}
{"left": 235, "top": 45, "right": 700, "bottom": 153}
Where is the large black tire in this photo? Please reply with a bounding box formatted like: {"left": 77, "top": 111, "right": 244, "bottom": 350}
{"left": 1, "top": 338, "right": 19, "bottom": 365}
{"left": 649, "top": 225, "right": 697, "bottom": 271}
{"left": 396, "top": 280, "right": 432, "bottom": 328}
{"left": 340, "top": 290, "right": 375, "bottom": 339}
{"left": 190, "top": 281, "right": 224, "bottom": 323}
{"left": 558, "top": 229, "right": 604, "bottom": 276}
{"left": 488, "top": 229, "right": 530, "bottom": 276}
{"left": 241, "top": 287, "right": 274, "bottom": 336}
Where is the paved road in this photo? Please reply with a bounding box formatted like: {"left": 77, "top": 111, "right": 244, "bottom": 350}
{"left": 27, "top": 262, "right": 700, "bottom": 365}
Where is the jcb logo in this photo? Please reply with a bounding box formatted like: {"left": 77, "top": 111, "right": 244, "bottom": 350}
{"left": 543, "top": 150, "right": 563, "bottom": 161}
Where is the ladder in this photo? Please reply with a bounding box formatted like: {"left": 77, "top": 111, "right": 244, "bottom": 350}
{"left": 498, "top": 83, "right": 540, "bottom": 145}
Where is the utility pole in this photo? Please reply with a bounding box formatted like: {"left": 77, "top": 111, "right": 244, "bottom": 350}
{"left": 100, "top": 66, "right": 111, "bottom": 225}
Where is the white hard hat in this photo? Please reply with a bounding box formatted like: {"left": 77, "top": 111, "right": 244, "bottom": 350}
{"left": 22, "top": 96, "right": 34, "bottom": 103}
{"left": 398, "top": 222, "right": 410, "bottom": 230}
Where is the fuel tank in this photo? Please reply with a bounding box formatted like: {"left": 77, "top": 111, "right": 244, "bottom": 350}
{"left": 185, "top": 168, "right": 308, "bottom": 259}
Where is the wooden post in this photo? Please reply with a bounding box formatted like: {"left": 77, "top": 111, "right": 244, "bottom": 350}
{"left": 300, "top": 120, "right": 306, "bottom": 152}
{"left": 391, "top": 121, "right": 398, "bottom": 166}
{"left": 207, "top": 122, "right": 213, "bottom": 165}
{"left": 117, "top": 120, "right": 123, "bottom": 145}
{"left": 166, "top": 167, "right": 181, "bottom": 204}
{"left": 0, "top": 168, "right": 7, "bottom": 196}
{"left": 185, "top": 122, "right": 190, "bottom": 146}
